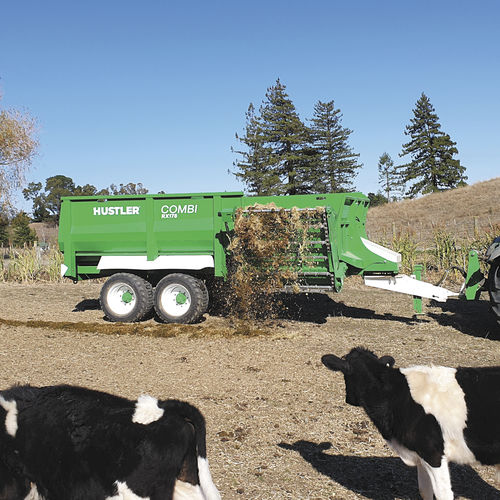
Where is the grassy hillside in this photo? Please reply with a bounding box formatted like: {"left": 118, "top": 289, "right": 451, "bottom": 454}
{"left": 366, "top": 177, "right": 500, "bottom": 245}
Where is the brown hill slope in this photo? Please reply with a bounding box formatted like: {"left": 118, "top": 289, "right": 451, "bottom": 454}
{"left": 366, "top": 177, "right": 500, "bottom": 244}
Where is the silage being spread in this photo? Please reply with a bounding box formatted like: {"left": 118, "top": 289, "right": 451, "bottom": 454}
{"left": 226, "top": 203, "right": 326, "bottom": 319}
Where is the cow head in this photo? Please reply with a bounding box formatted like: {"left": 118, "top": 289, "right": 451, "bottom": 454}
{"left": 321, "top": 347, "right": 395, "bottom": 407}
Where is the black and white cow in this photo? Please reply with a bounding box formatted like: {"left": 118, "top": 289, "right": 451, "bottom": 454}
{"left": 321, "top": 347, "right": 500, "bottom": 500}
{"left": 0, "top": 384, "right": 221, "bottom": 500}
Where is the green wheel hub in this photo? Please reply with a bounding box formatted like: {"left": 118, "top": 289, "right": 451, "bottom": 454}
{"left": 176, "top": 292, "right": 187, "bottom": 305}
{"left": 121, "top": 290, "right": 133, "bottom": 303}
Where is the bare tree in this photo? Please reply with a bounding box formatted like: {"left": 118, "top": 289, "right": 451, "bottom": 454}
{"left": 0, "top": 96, "right": 39, "bottom": 211}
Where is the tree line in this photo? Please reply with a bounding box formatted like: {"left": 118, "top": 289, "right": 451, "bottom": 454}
{"left": 22, "top": 175, "right": 149, "bottom": 223}
{"left": 233, "top": 80, "right": 467, "bottom": 202}
{"left": 0, "top": 176, "right": 149, "bottom": 247}
{"left": 233, "top": 79, "right": 362, "bottom": 195}
{"left": 1, "top": 80, "right": 468, "bottom": 245}
{"left": 0, "top": 211, "right": 40, "bottom": 247}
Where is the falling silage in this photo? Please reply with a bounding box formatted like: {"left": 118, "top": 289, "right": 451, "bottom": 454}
{"left": 226, "top": 203, "right": 325, "bottom": 319}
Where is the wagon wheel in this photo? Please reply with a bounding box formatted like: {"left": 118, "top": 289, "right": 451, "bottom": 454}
{"left": 154, "top": 273, "right": 208, "bottom": 324}
{"left": 100, "top": 273, "right": 153, "bottom": 322}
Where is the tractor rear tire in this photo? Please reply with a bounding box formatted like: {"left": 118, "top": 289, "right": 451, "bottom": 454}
{"left": 100, "top": 273, "right": 154, "bottom": 323}
{"left": 489, "top": 260, "right": 500, "bottom": 325}
{"left": 154, "top": 273, "right": 209, "bottom": 324}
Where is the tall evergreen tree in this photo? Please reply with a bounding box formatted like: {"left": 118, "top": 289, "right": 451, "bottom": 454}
{"left": 378, "top": 152, "right": 403, "bottom": 201}
{"left": 233, "top": 103, "right": 275, "bottom": 195}
{"left": 11, "top": 211, "right": 36, "bottom": 247}
{"left": 400, "top": 93, "right": 467, "bottom": 197}
{"left": 308, "top": 100, "right": 361, "bottom": 192}
{"left": 234, "top": 80, "right": 311, "bottom": 195}
{"left": 259, "top": 80, "right": 310, "bottom": 195}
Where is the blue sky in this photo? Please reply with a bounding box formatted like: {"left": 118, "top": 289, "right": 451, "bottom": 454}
{"left": 1, "top": 0, "right": 499, "bottom": 210}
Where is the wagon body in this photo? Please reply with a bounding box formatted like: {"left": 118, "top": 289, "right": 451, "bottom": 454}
{"left": 57, "top": 191, "right": 499, "bottom": 325}
{"left": 58, "top": 191, "right": 400, "bottom": 292}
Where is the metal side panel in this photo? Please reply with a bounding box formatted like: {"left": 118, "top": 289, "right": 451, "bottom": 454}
{"left": 97, "top": 255, "right": 215, "bottom": 271}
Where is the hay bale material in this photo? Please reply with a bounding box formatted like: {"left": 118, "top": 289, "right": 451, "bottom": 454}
{"left": 227, "top": 203, "right": 326, "bottom": 319}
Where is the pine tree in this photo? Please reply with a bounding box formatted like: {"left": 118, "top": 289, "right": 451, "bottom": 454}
{"left": 11, "top": 211, "right": 36, "bottom": 247}
{"left": 233, "top": 103, "right": 274, "bottom": 195}
{"left": 233, "top": 80, "right": 310, "bottom": 195}
{"left": 400, "top": 93, "right": 467, "bottom": 197}
{"left": 367, "top": 192, "right": 388, "bottom": 207}
{"left": 378, "top": 152, "right": 403, "bottom": 201}
{"left": 259, "top": 80, "right": 310, "bottom": 194}
{"left": 0, "top": 214, "right": 8, "bottom": 246}
{"left": 308, "top": 100, "right": 361, "bottom": 192}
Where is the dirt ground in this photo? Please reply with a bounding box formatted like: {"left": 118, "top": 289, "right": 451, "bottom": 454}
{"left": 0, "top": 280, "right": 499, "bottom": 499}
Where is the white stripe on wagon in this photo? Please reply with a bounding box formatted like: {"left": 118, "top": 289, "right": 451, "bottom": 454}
{"left": 96, "top": 255, "right": 214, "bottom": 271}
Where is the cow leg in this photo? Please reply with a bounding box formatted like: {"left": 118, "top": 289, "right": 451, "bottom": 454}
{"left": 172, "top": 480, "right": 206, "bottom": 500}
{"left": 421, "top": 457, "right": 453, "bottom": 500}
{"left": 197, "top": 458, "right": 221, "bottom": 500}
{"left": 416, "top": 460, "right": 433, "bottom": 500}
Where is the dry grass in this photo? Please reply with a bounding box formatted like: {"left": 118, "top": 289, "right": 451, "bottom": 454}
{"left": 367, "top": 177, "right": 500, "bottom": 244}
{"left": 0, "top": 247, "right": 64, "bottom": 282}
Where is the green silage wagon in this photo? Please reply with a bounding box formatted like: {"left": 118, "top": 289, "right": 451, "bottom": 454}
{"left": 58, "top": 191, "right": 455, "bottom": 323}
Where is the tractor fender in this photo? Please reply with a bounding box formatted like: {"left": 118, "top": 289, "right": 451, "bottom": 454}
{"left": 486, "top": 237, "right": 500, "bottom": 263}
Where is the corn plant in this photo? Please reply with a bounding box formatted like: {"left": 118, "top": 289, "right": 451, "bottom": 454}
{"left": 7, "top": 247, "right": 42, "bottom": 282}
{"left": 0, "top": 246, "right": 64, "bottom": 282}
{"left": 45, "top": 247, "right": 65, "bottom": 282}
{"left": 391, "top": 230, "right": 418, "bottom": 274}
{"left": 432, "top": 228, "right": 458, "bottom": 270}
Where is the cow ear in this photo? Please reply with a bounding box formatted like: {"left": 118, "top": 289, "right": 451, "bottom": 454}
{"left": 321, "top": 354, "right": 348, "bottom": 373}
{"left": 379, "top": 355, "right": 395, "bottom": 368}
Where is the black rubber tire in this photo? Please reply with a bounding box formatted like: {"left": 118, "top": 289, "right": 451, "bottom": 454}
{"left": 154, "top": 273, "right": 208, "bottom": 324}
{"left": 100, "top": 273, "right": 154, "bottom": 322}
{"left": 199, "top": 279, "right": 210, "bottom": 313}
{"left": 488, "top": 260, "right": 500, "bottom": 325}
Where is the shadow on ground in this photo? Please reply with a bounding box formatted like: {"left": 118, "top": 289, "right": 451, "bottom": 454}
{"left": 73, "top": 299, "right": 101, "bottom": 312}
{"left": 427, "top": 297, "right": 500, "bottom": 340}
{"left": 279, "top": 440, "right": 500, "bottom": 500}
{"left": 273, "top": 293, "right": 420, "bottom": 325}
{"left": 72, "top": 292, "right": 499, "bottom": 337}
{"left": 209, "top": 292, "right": 420, "bottom": 325}
{"left": 76, "top": 292, "right": 417, "bottom": 325}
